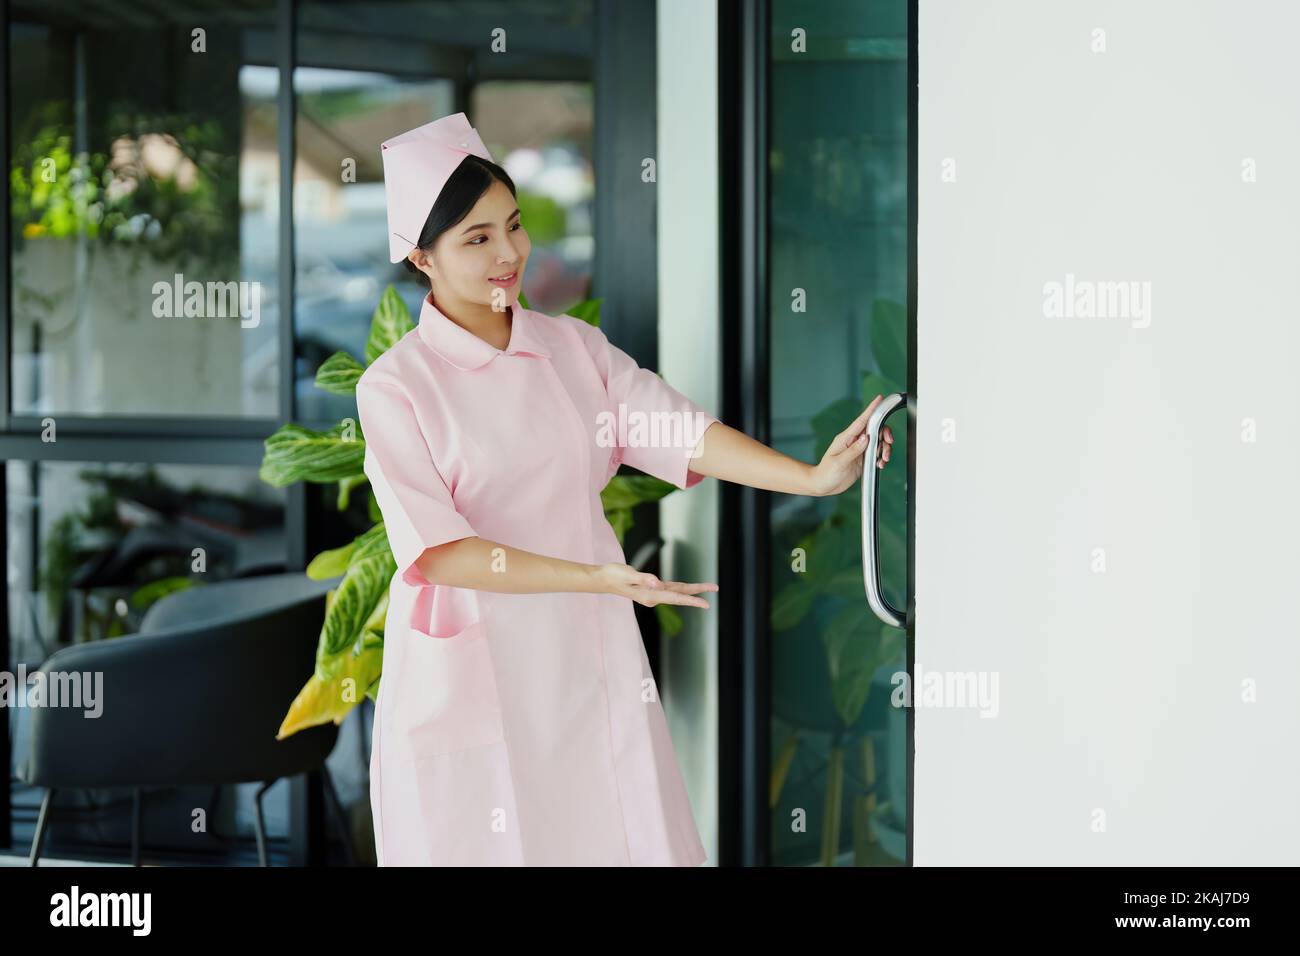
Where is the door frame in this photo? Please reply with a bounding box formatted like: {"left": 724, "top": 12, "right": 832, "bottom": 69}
{"left": 905, "top": 0, "right": 918, "bottom": 870}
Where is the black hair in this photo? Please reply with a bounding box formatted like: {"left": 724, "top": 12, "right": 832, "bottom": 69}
{"left": 402, "top": 154, "right": 519, "bottom": 289}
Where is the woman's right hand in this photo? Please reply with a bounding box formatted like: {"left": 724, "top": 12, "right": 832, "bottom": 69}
{"left": 592, "top": 563, "right": 718, "bottom": 609}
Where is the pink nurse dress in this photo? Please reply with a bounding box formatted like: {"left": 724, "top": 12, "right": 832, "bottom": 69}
{"left": 355, "top": 291, "right": 719, "bottom": 866}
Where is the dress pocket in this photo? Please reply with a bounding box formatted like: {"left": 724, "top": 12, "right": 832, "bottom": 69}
{"left": 399, "top": 614, "right": 505, "bottom": 757}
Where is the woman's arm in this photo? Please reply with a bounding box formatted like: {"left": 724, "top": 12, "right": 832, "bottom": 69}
{"left": 687, "top": 394, "right": 894, "bottom": 496}
{"left": 358, "top": 372, "right": 718, "bottom": 609}
{"left": 412, "top": 536, "right": 717, "bottom": 609}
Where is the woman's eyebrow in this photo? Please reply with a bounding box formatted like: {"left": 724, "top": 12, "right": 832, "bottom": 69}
{"left": 460, "top": 208, "right": 521, "bottom": 235}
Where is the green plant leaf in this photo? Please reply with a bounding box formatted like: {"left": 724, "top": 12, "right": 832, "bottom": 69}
{"left": 810, "top": 518, "right": 851, "bottom": 588}
{"left": 278, "top": 633, "right": 385, "bottom": 737}
{"left": 315, "top": 350, "right": 366, "bottom": 395}
{"left": 823, "top": 605, "right": 883, "bottom": 727}
{"left": 811, "top": 397, "right": 864, "bottom": 460}
{"left": 823, "top": 566, "right": 866, "bottom": 601}
{"left": 656, "top": 603, "right": 683, "bottom": 637}
{"left": 260, "top": 422, "right": 365, "bottom": 486}
{"left": 861, "top": 371, "right": 901, "bottom": 405}
{"left": 128, "top": 575, "right": 198, "bottom": 610}
{"left": 869, "top": 298, "right": 906, "bottom": 386}
{"left": 824, "top": 606, "right": 908, "bottom": 729}
{"left": 605, "top": 508, "right": 633, "bottom": 544}
{"left": 772, "top": 579, "right": 816, "bottom": 631}
{"left": 600, "top": 473, "right": 680, "bottom": 546}
{"left": 601, "top": 474, "right": 676, "bottom": 511}
{"left": 515, "top": 189, "right": 567, "bottom": 244}
{"left": 315, "top": 524, "right": 395, "bottom": 675}
{"left": 337, "top": 473, "right": 367, "bottom": 510}
{"left": 307, "top": 540, "right": 355, "bottom": 580}
{"left": 365, "top": 285, "right": 415, "bottom": 366}
{"left": 564, "top": 298, "right": 603, "bottom": 327}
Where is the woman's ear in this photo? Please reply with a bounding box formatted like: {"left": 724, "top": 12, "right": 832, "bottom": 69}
{"left": 407, "top": 247, "right": 428, "bottom": 272}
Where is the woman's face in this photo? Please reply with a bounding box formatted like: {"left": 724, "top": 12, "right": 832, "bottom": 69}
{"left": 415, "top": 178, "right": 530, "bottom": 312}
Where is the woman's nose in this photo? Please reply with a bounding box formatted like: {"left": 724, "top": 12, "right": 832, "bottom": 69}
{"left": 498, "top": 237, "right": 524, "bottom": 263}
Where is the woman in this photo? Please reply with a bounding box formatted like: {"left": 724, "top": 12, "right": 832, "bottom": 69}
{"left": 361, "top": 113, "right": 893, "bottom": 866}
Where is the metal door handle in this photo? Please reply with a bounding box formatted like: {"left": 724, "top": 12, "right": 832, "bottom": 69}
{"left": 861, "top": 392, "right": 907, "bottom": 629}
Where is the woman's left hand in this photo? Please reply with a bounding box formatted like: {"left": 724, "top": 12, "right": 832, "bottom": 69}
{"left": 806, "top": 394, "right": 894, "bottom": 497}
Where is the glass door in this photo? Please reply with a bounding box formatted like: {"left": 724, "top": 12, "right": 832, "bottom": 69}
{"left": 763, "top": 0, "right": 910, "bottom": 866}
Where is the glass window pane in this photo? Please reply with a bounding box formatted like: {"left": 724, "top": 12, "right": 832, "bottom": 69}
{"left": 6, "top": 460, "right": 290, "bottom": 862}
{"left": 471, "top": 82, "right": 593, "bottom": 316}
{"left": 291, "top": 64, "right": 453, "bottom": 423}
{"left": 292, "top": 0, "right": 593, "bottom": 425}
{"left": 6, "top": 459, "right": 286, "bottom": 663}
{"left": 7, "top": 1, "right": 281, "bottom": 419}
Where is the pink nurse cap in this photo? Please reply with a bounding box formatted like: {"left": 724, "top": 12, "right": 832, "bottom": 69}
{"left": 379, "top": 112, "right": 496, "bottom": 264}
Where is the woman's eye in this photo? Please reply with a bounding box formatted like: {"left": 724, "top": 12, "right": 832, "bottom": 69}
{"left": 470, "top": 223, "right": 519, "bottom": 244}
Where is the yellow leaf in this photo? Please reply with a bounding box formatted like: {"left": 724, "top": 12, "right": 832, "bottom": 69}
{"left": 277, "top": 641, "right": 384, "bottom": 739}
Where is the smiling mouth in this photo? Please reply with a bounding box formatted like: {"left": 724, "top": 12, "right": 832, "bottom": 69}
{"left": 490, "top": 271, "right": 517, "bottom": 282}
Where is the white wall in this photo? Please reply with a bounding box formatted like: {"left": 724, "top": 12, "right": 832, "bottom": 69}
{"left": 916, "top": 0, "right": 1300, "bottom": 864}
{"left": 656, "top": 0, "right": 721, "bottom": 868}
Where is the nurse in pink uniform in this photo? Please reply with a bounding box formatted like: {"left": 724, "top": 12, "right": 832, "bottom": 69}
{"left": 361, "top": 113, "right": 893, "bottom": 866}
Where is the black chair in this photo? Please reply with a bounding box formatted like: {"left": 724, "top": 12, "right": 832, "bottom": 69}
{"left": 16, "top": 571, "right": 352, "bottom": 866}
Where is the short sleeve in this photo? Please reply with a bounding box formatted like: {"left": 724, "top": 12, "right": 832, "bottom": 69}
{"left": 356, "top": 375, "right": 478, "bottom": 587}
{"left": 576, "top": 320, "right": 720, "bottom": 490}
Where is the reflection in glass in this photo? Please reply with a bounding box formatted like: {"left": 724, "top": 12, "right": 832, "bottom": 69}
{"left": 7, "top": 1, "right": 281, "bottom": 418}
{"left": 5, "top": 459, "right": 291, "bottom": 863}
{"left": 5, "top": 460, "right": 286, "bottom": 668}
{"left": 767, "top": 0, "right": 909, "bottom": 866}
